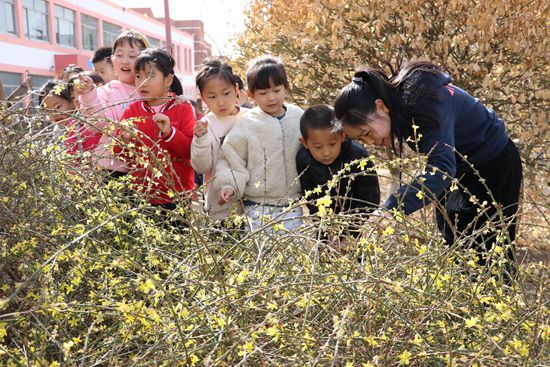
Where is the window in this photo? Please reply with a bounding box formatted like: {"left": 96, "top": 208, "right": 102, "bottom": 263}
{"left": 147, "top": 36, "right": 160, "bottom": 48}
{"left": 54, "top": 5, "right": 75, "bottom": 47}
{"left": 23, "top": 0, "right": 49, "bottom": 41}
{"left": 103, "top": 21, "right": 120, "bottom": 47}
{"left": 187, "top": 49, "right": 193, "bottom": 72}
{"left": 0, "top": 71, "right": 22, "bottom": 98}
{"left": 0, "top": 0, "right": 17, "bottom": 35}
{"left": 81, "top": 14, "right": 98, "bottom": 51}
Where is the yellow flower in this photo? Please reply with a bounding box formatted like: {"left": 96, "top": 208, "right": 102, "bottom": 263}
{"left": 416, "top": 191, "right": 424, "bottom": 200}
{"left": 398, "top": 350, "right": 412, "bottom": 365}
{"left": 465, "top": 316, "right": 479, "bottom": 328}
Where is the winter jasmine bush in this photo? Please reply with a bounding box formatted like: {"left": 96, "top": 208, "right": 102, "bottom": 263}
{"left": 0, "top": 101, "right": 548, "bottom": 366}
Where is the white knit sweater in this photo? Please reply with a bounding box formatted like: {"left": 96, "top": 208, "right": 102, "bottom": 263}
{"left": 214, "top": 104, "right": 303, "bottom": 206}
{"left": 191, "top": 107, "right": 248, "bottom": 218}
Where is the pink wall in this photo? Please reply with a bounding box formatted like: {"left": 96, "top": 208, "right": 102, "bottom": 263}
{"left": 2, "top": 0, "right": 195, "bottom": 81}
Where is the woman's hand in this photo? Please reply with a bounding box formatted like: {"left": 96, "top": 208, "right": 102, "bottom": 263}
{"left": 218, "top": 186, "right": 235, "bottom": 204}
{"left": 194, "top": 119, "right": 208, "bottom": 138}
{"left": 153, "top": 113, "right": 172, "bottom": 136}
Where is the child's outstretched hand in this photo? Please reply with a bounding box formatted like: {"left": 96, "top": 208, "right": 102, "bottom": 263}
{"left": 73, "top": 74, "right": 94, "bottom": 95}
{"left": 153, "top": 113, "right": 172, "bottom": 136}
{"left": 194, "top": 119, "right": 208, "bottom": 138}
{"left": 218, "top": 186, "right": 235, "bottom": 204}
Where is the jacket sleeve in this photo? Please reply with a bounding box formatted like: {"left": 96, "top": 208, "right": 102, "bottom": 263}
{"left": 77, "top": 86, "right": 114, "bottom": 134}
{"left": 162, "top": 104, "right": 195, "bottom": 160}
{"left": 385, "top": 104, "right": 456, "bottom": 215}
{"left": 213, "top": 123, "right": 250, "bottom": 198}
{"left": 190, "top": 133, "right": 213, "bottom": 174}
{"left": 296, "top": 149, "right": 321, "bottom": 215}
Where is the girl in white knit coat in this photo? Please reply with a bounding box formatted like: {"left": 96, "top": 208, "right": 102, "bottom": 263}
{"left": 190, "top": 58, "right": 248, "bottom": 218}
{"left": 216, "top": 56, "right": 304, "bottom": 232}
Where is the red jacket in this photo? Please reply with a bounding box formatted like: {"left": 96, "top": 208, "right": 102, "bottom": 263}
{"left": 115, "top": 99, "right": 195, "bottom": 204}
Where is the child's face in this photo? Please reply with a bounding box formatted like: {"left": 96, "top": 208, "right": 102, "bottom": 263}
{"left": 249, "top": 82, "right": 286, "bottom": 117}
{"left": 43, "top": 94, "right": 74, "bottom": 124}
{"left": 111, "top": 41, "right": 141, "bottom": 84}
{"left": 93, "top": 60, "right": 117, "bottom": 83}
{"left": 136, "top": 63, "right": 173, "bottom": 106}
{"left": 200, "top": 76, "right": 238, "bottom": 117}
{"left": 300, "top": 128, "right": 345, "bottom": 165}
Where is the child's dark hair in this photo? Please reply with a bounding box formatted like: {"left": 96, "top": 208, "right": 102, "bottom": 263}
{"left": 135, "top": 48, "right": 183, "bottom": 95}
{"left": 92, "top": 46, "right": 113, "bottom": 65}
{"left": 300, "top": 104, "right": 342, "bottom": 140}
{"left": 234, "top": 75, "right": 245, "bottom": 91}
{"left": 38, "top": 80, "right": 72, "bottom": 106}
{"left": 195, "top": 57, "right": 236, "bottom": 92}
{"left": 246, "top": 56, "right": 289, "bottom": 93}
{"left": 61, "top": 64, "right": 84, "bottom": 81}
{"left": 113, "top": 30, "right": 149, "bottom": 53}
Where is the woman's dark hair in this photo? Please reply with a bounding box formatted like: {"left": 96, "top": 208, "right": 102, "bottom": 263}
{"left": 246, "top": 56, "right": 290, "bottom": 93}
{"left": 38, "top": 80, "right": 72, "bottom": 106}
{"left": 195, "top": 57, "right": 236, "bottom": 92}
{"left": 135, "top": 48, "right": 183, "bottom": 95}
{"left": 300, "top": 104, "right": 341, "bottom": 140}
{"left": 113, "top": 30, "right": 149, "bottom": 53}
{"left": 334, "top": 61, "right": 444, "bottom": 153}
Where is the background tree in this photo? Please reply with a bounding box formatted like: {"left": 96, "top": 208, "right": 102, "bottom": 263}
{"left": 235, "top": 0, "right": 548, "bottom": 172}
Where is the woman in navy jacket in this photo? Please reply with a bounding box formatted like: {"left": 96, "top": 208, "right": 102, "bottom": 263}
{"left": 334, "top": 61, "right": 522, "bottom": 280}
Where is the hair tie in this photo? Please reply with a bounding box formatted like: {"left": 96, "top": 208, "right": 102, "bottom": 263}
{"left": 352, "top": 76, "right": 363, "bottom": 83}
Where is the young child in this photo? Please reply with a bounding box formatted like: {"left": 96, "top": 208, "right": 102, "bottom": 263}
{"left": 39, "top": 80, "right": 102, "bottom": 157}
{"left": 215, "top": 56, "right": 304, "bottom": 231}
{"left": 191, "top": 58, "right": 248, "bottom": 218}
{"left": 114, "top": 48, "right": 195, "bottom": 208}
{"left": 296, "top": 104, "right": 380, "bottom": 216}
{"left": 92, "top": 46, "right": 117, "bottom": 83}
{"left": 75, "top": 30, "right": 150, "bottom": 177}
{"left": 60, "top": 64, "right": 84, "bottom": 82}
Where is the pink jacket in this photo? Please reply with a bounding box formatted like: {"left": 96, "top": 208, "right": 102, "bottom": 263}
{"left": 79, "top": 81, "right": 140, "bottom": 172}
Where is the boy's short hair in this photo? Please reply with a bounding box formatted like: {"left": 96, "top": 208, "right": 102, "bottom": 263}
{"left": 300, "top": 104, "right": 342, "bottom": 140}
{"left": 246, "top": 56, "right": 289, "bottom": 93}
{"left": 92, "top": 46, "right": 113, "bottom": 65}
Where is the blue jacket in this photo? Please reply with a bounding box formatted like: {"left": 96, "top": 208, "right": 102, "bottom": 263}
{"left": 385, "top": 72, "right": 509, "bottom": 214}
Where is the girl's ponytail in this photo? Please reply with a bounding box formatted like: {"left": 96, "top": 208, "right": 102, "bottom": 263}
{"left": 170, "top": 75, "right": 183, "bottom": 96}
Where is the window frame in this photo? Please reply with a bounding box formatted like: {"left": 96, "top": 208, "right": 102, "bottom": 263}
{"left": 54, "top": 4, "right": 75, "bottom": 47}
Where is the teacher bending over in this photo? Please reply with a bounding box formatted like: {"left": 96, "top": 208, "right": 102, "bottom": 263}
{"left": 334, "top": 61, "right": 522, "bottom": 278}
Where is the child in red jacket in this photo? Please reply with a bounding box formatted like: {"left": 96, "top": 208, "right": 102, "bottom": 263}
{"left": 115, "top": 48, "right": 195, "bottom": 208}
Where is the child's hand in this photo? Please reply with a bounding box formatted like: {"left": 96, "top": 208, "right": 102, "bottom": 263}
{"left": 218, "top": 186, "right": 235, "bottom": 204}
{"left": 73, "top": 74, "right": 94, "bottom": 95}
{"left": 194, "top": 119, "right": 208, "bottom": 138}
{"left": 153, "top": 113, "right": 172, "bottom": 136}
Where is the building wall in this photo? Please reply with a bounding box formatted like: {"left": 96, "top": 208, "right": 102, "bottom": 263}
{"left": 0, "top": 0, "right": 197, "bottom": 98}
{"left": 173, "top": 20, "right": 212, "bottom": 69}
